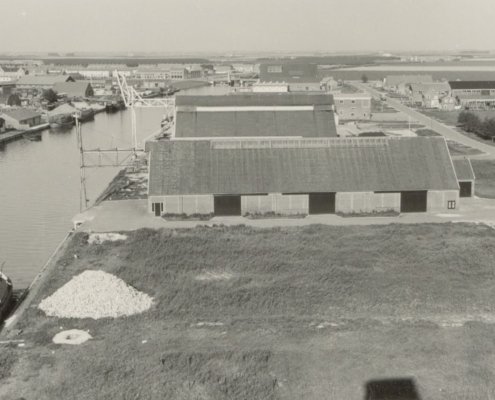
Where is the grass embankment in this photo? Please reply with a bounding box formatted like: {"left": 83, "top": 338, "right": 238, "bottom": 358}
{"left": 472, "top": 159, "right": 495, "bottom": 198}
{"left": 2, "top": 224, "right": 495, "bottom": 399}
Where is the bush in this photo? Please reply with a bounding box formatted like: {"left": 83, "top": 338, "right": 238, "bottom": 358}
{"left": 457, "top": 111, "right": 495, "bottom": 140}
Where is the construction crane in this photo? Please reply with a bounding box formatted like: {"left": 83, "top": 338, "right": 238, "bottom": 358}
{"left": 75, "top": 71, "right": 175, "bottom": 212}
{"left": 114, "top": 70, "right": 175, "bottom": 151}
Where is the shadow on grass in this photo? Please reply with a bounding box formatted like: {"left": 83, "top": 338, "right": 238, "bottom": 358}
{"left": 364, "top": 378, "right": 421, "bottom": 400}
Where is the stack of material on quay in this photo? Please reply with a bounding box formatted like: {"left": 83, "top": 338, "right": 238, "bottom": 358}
{"left": 38, "top": 270, "right": 153, "bottom": 319}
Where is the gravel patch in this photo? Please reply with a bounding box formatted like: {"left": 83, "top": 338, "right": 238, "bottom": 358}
{"left": 87, "top": 233, "right": 127, "bottom": 244}
{"left": 39, "top": 270, "right": 153, "bottom": 319}
{"left": 53, "top": 330, "right": 92, "bottom": 345}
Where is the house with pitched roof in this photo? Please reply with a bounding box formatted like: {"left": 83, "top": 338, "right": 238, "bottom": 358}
{"left": 53, "top": 81, "right": 94, "bottom": 99}
{"left": 16, "top": 75, "right": 74, "bottom": 96}
{"left": 383, "top": 75, "right": 433, "bottom": 94}
{"left": 0, "top": 108, "right": 42, "bottom": 131}
{"left": 0, "top": 65, "right": 26, "bottom": 82}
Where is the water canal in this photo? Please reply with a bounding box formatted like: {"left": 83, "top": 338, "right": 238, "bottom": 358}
{"left": 0, "top": 108, "right": 163, "bottom": 288}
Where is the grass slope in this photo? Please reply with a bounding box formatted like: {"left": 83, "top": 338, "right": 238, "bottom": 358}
{"left": 2, "top": 223, "right": 495, "bottom": 399}
{"left": 472, "top": 159, "right": 495, "bottom": 198}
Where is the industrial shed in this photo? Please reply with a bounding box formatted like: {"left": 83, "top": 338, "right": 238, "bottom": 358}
{"left": 147, "top": 136, "right": 460, "bottom": 217}
{"left": 173, "top": 93, "right": 338, "bottom": 138}
{"left": 453, "top": 157, "right": 476, "bottom": 197}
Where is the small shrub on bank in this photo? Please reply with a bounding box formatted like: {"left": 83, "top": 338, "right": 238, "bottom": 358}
{"left": 161, "top": 213, "right": 214, "bottom": 221}
{"left": 336, "top": 209, "right": 400, "bottom": 218}
{"left": 243, "top": 211, "right": 307, "bottom": 219}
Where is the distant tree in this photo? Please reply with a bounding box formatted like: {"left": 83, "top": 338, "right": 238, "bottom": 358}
{"left": 42, "top": 88, "right": 58, "bottom": 104}
{"left": 7, "top": 94, "right": 21, "bottom": 106}
{"left": 457, "top": 111, "right": 482, "bottom": 133}
{"left": 481, "top": 117, "right": 495, "bottom": 139}
{"left": 361, "top": 74, "right": 368, "bottom": 83}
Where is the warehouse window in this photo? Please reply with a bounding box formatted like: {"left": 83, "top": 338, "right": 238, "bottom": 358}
{"left": 447, "top": 200, "right": 456, "bottom": 209}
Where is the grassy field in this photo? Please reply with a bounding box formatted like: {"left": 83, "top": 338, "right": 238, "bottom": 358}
{"left": 420, "top": 109, "right": 495, "bottom": 126}
{"left": 2, "top": 224, "right": 495, "bottom": 399}
{"left": 472, "top": 160, "right": 495, "bottom": 198}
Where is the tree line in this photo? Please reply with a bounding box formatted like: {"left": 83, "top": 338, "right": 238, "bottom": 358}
{"left": 458, "top": 111, "right": 495, "bottom": 140}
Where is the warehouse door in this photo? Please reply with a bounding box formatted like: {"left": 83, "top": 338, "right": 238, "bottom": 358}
{"left": 400, "top": 191, "right": 427, "bottom": 213}
{"left": 309, "top": 193, "right": 336, "bottom": 214}
{"left": 214, "top": 195, "right": 241, "bottom": 216}
{"left": 459, "top": 181, "right": 472, "bottom": 197}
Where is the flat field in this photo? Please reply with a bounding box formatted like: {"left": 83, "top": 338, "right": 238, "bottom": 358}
{"left": 420, "top": 109, "right": 495, "bottom": 127}
{"left": 2, "top": 223, "right": 495, "bottom": 399}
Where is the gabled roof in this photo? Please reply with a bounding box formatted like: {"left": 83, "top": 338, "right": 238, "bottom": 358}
{"left": 16, "top": 75, "right": 73, "bottom": 86}
{"left": 448, "top": 81, "right": 495, "bottom": 90}
{"left": 174, "top": 93, "right": 337, "bottom": 138}
{"left": 53, "top": 81, "right": 92, "bottom": 97}
{"left": 147, "top": 137, "right": 459, "bottom": 196}
{"left": 0, "top": 108, "right": 41, "bottom": 121}
{"left": 453, "top": 157, "right": 475, "bottom": 181}
{"left": 48, "top": 103, "right": 77, "bottom": 117}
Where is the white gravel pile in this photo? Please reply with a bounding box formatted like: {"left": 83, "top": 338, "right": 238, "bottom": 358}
{"left": 39, "top": 270, "right": 153, "bottom": 319}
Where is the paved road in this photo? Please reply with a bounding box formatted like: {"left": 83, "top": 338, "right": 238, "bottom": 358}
{"left": 351, "top": 81, "right": 495, "bottom": 159}
{"left": 74, "top": 198, "right": 495, "bottom": 233}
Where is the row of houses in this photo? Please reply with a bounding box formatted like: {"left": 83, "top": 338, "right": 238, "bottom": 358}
{"left": 384, "top": 75, "right": 495, "bottom": 110}
{"left": 145, "top": 92, "right": 474, "bottom": 218}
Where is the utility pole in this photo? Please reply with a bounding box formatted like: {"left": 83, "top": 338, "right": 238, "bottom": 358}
{"left": 75, "top": 115, "right": 88, "bottom": 212}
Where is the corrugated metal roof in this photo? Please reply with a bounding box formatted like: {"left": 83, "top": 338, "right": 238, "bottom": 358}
{"left": 453, "top": 157, "right": 475, "bottom": 181}
{"left": 449, "top": 81, "right": 495, "bottom": 90}
{"left": 175, "top": 93, "right": 334, "bottom": 107}
{"left": 174, "top": 93, "right": 337, "bottom": 138}
{"left": 175, "top": 110, "right": 337, "bottom": 138}
{"left": 147, "top": 137, "right": 459, "bottom": 196}
{"left": 0, "top": 108, "right": 41, "bottom": 121}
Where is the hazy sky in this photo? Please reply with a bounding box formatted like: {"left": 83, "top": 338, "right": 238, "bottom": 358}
{"left": 1, "top": 0, "right": 495, "bottom": 53}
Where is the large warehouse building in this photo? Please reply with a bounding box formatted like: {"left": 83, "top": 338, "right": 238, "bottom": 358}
{"left": 147, "top": 136, "right": 461, "bottom": 217}
{"left": 173, "top": 93, "right": 338, "bottom": 138}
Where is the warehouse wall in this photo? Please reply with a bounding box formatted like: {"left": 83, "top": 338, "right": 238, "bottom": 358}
{"left": 336, "top": 192, "right": 400, "bottom": 214}
{"left": 427, "top": 190, "right": 459, "bottom": 212}
{"left": 148, "top": 195, "right": 214, "bottom": 215}
{"left": 241, "top": 194, "right": 309, "bottom": 215}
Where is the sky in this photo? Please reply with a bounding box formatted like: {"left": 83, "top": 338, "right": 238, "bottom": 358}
{"left": 1, "top": 0, "right": 495, "bottom": 54}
